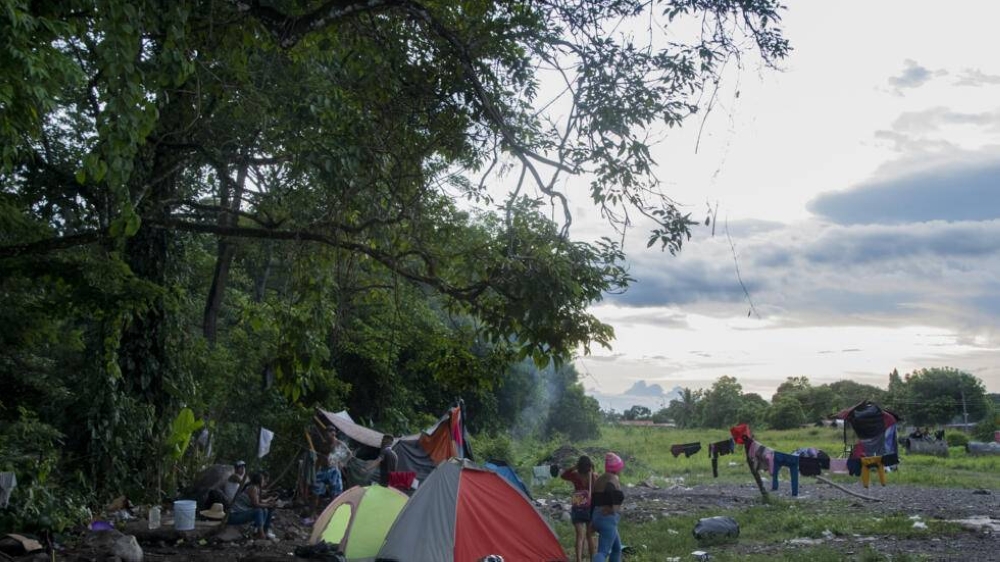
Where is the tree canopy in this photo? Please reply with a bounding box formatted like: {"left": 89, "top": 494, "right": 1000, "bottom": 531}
{"left": 0, "top": 0, "right": 789, "bottom": 516}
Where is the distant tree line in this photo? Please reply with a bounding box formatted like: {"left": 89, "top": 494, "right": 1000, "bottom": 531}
{"left": 615, "top": 368, "right": 997, "bottom": 440}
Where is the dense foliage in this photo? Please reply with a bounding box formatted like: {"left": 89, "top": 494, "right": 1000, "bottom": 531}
{"left": 0, "top": 0, "right": 789, "bottom": 533}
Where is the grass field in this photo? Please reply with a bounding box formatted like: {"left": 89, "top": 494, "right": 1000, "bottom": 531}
{"left": 517, "top": 424, "right": 1000, "bottom": 561}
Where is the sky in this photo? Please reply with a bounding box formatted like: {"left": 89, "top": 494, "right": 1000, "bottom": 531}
{"left": 564, "top": 2, "right": 1000, "bottom": 410}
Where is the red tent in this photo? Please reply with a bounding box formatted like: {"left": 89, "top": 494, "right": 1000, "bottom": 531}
{"left": 377, "top": 458, "right": 567, "bottom": 562}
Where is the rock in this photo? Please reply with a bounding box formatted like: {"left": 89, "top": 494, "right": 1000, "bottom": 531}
{"left": 214, "top": 527, "right": 243, "bottom": 543}
{"left": 82, "top": 529, "right": 143, "bottom": 562}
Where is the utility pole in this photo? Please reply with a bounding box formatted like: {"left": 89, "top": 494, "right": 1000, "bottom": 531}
{"left": 960, "top": 388, "right": 969, "bottom": 430}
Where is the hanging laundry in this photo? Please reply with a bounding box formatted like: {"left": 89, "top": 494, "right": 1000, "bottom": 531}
{"left": 708, "top": 438, "right": 735, "bottom": 478}
{"left": 770, "top": 451, "right": 800, "bottom": 496}
{"left": 797, "top": 456, "right": 822, "bottom": 477}
{"left": 860, "top": 456, "right": 886, "bottom": 488}
{"left": 0, "top": 472, "right": 15, "bottom": 508}
{"left": 748, "top": 441, "right": 774, "bottom": 475}
{"left": 670, "top": 442, "right": 702, "bottom": 458}
{"left": 730, "top": 424, "right": 752, "bottom": 445}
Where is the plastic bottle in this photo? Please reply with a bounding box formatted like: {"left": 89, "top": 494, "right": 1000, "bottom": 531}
{"left": 148, "top": 506, "right": 161, "bottom": 530}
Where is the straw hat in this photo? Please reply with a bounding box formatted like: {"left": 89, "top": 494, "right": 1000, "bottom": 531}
{"left": 200, "top": 503, "right": 226, "bottom": 520}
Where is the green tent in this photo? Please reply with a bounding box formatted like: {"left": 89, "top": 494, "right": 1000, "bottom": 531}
{"left": 308, "top": 485, "right": 409, "bottom": 561}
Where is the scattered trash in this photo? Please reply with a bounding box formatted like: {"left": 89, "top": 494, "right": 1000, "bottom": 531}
{"left": 693, "top": 516, "right": 740, "bottom": 542}
{"left": 89, "top": 521, "right": 114, "bottom": 531}
{"left": 148, "top": 505, "right": 161, "bottom": 530}
{"left": 947, "top": 516, "right": 1000, "bottom": 533}
{"left": 821, "top": 529, "right": 835, "bottom": 539}
{"left": 788, "top": 537, "right": 824, "bottom": 546}
{"left": 0, "top": 534, "right": 44, "bottom": 556}
{"left": 912, "top": 521, "right": 927, "bottom": 529}
{"left": 691, "top": 550, "right": 711, "bottom": 560}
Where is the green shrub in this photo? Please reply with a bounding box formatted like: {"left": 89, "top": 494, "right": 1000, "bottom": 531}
{"left": 972, "top": 413, "right": 998, "bottom": 442}
{"left": 945, "top": 431, "right": 969, "bottom": 447}
{"left": 472, "top": 432, "right": 514, "bottom": 464}
{"left": 0, "top": 409, "right": 94, "bottom": 534}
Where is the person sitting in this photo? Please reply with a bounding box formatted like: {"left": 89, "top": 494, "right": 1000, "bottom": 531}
{"left": 223, "top": 460, "right": 247, "bottom": 504}
{"left": 202, "top": 460, "right": 247, "bottom": 511}
{"left": 228, "top": 471, "right": 276, "bottom": 540}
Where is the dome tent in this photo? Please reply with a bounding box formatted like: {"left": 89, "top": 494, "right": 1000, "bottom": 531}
{"left": 376, "top": 459, "right": 566, "bottom": 562}
{"left": 309, "top": 485, "right": 408, "bottom": 561}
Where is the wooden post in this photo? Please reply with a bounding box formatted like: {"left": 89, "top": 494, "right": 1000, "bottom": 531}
{"left": 744, "top": 439, "right": 770, "bottom": 503}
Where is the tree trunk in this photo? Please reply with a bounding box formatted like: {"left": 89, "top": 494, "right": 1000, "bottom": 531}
{"left": 202, "top": 155, "right": 250, "bottom": 343}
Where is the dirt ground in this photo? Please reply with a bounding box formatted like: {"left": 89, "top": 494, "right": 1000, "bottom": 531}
{"left": 607, "top": 479, "right": 999, "bottom": 561}
{"left": 47, "top": 479, "right": 997, "bottom": 561}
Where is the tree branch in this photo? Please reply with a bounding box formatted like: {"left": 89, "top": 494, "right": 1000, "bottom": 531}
{"left": 146, "top": 218, "right": 490, "bottom": 300}
{"left": 230, "top": 0, "right": 404, "bottom": 48}
{"left": 0, "top": 231, "right": 106, "bottom": 260}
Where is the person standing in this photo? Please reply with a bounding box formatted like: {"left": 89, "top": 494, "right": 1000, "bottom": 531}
{"left": 560, "top": 455, "right": 597, "bottom": 562}
{"left": 591, "top": 452, "right": 625, "bottom": 562}
{"left": 369, "top": 434, "right": 398, "bottom": 487}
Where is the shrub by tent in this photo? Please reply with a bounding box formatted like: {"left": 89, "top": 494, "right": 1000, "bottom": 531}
{"left": 376, "top": 458, "right": 567, "bottom": 562}
{"left": 308, "top": 485, "right": 409, "bottom": 561}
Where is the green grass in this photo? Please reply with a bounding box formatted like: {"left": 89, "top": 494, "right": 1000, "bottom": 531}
{"left": 514, "top": 424, "right": 998, "bottom": 560}
{"left": 555, "top": 425, "right": 1000, "bottom": 489}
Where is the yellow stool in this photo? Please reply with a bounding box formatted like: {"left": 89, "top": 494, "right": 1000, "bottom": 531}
{"left": 860, "top": 456, "right": 885, "bottom": 488}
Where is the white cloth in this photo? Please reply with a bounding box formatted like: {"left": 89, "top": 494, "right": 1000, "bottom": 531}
{"left": 531, "top": 465, "right": 552, "bottom": 486}
{"left": 0, "top": 472, "right": 16, "bottom": 507}
{"left": 258, "top": 428, "right": 274, "bottom": 458}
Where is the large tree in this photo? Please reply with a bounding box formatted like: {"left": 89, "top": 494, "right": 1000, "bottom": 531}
{"left": 899, "top": 367, "right": 990, "bottom": 426}
{"left": 1, "top": 0, "right": 788, "bottom": 494}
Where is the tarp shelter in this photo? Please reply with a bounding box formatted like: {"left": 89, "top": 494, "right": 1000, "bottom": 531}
{"left": 376, "top": 459, "right": 567, "bottom": 562}
{"left": 318, "top": 405, "right": 474, "bottom": 482}
{"left": 308, "top": 485, "right": 409, "bottom": 561}
{"left": 835, "top": 401, "right": 901, "bottom": 461}
{"left": 484, "top": 460, "right": 532, "bottom": 499}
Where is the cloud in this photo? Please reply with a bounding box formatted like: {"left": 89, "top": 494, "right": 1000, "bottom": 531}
{"left": 954, "top": 68, "right": 1000, "bottom": 87}
{"left": 888, "top": 107, "right": 1000, "bottom": 136}
{"left": 623, "top": 380, "right": 665, "bottom": 396}
{"left": 888, "top": 59, "right": 947, "bottom": 93}
{"left": 807, "top": 161, "right": 1000, "bottom": 224}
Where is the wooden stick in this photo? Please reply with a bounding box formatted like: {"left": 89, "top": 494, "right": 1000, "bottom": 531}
{"left": 743, "top": 440, "right": 770, "bottom": 503}
{"left": 815, "top": 475, "right": 883, "bottom": 501}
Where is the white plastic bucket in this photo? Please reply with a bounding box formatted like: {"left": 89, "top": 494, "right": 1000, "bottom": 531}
{"left": 173, "top": 500, "right": 196, "bottom": 531}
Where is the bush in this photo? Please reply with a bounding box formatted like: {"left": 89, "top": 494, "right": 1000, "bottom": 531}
{"left": 472, "top": 432, "right": 514, "bottom": 464}
{"left": 972, "top": 413, "right": 998, "bottom": 442}
{"left": 945, "top": 431, "right": 969, "bottom": 447}
{"left": 0, "top": 409, "right": 94, "bottom": 534}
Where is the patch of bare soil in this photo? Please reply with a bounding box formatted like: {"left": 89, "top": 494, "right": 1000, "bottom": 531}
{"left": 610, "top": 480, "right": 999, "bottom": 561}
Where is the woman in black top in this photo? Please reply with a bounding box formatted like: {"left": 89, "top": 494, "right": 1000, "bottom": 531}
{"left": 591, "top": 452, "right": 625, "bottom": 562}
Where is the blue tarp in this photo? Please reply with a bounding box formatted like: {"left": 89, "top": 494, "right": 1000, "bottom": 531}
{"left": 484, "top": 461, "right": 532, "bottom": 499}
